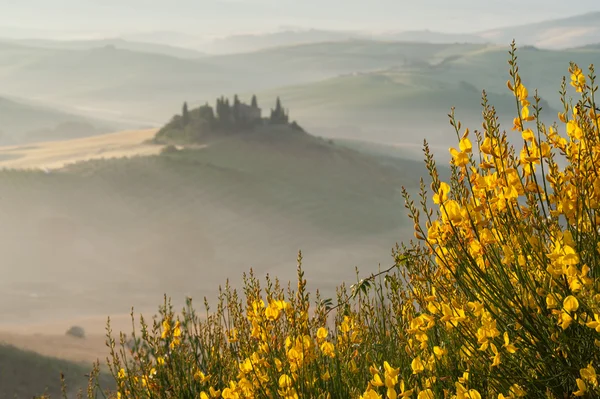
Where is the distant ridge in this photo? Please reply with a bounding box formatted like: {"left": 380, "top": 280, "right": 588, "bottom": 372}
{"left": 478, "top": 11, "right": 600, "bottom": 48}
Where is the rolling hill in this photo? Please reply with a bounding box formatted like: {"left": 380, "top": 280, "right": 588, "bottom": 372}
{"left": 0, "top": 96, "right": 115, "bottom": 145}
{"left": 478, "top": 11, "right": 600, "bottom": 49}
{"left": 0, "top": 38, "right": 590, "bottom": 147}
{"left": 204, "top": 28, "right": 364, "bottom": 54}
{"left": 0, "top": 122, "right": 428, "bottom": 328}
{"left": 431, "top": 44, "right": 600, "bottom": 109}
{"left": 0, "top": 40, "right": 492, "bottom": 124}
{"left": 3, "top": 37, "right": 206, "bottom": 59}
{"left": 0, "top": 343, "right": 113, "bottom": 399}
{"left": 253, "top": 68, "right": 560, "bottom": 149}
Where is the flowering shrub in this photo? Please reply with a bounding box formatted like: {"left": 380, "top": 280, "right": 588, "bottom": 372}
{"left": 67, "top": 43, "right": 600, "bottom": 398}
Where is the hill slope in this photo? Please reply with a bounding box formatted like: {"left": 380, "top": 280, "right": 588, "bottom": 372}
{"left": 0, "top": 344, "right": 113, "bottom": 399}
{"left": 478, "top": 11, "right": 600, "bottom": 49}
{"left": 0, "top": 126, "right": 426, "bottom": 327}
{"left": 254, "top": 69, "right": 560, "bottom": 149}
{"left": 0, "top": 40, "right": 490, "bottom": 124}
{"left": 0, "top": 96, "right": 114, "bottom": 145}
{"left": 3, "top": 37, "right": 206, "bottom": 59}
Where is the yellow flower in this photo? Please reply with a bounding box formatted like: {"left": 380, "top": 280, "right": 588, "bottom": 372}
{"left": 117, "top": 368, "right": 127, "bottom": 380}
{"left": 265, "top": 300, "right": 282, "bottom": 321}
{"left": 360, "top": 388, "right": 383, "bottom": 399}
{"left": 398, "top": 380, "right": 414, "bottom": 398}
{"left": 279, "top": 374, "right": 293, "bottom": 389}
{"left": 433, "top": 182, "right": 450, "bottom": 204}
{"left": 581, "top": 363, "right": 598, "bottom": 386}
{"left": 222, "top": 381, "right": 240, "bottom": 399}
{"left": 320, "top": 341, "right": 336, "bottom": 358}
{"left": 433, "top": 346, "right": 447, "bottom": 359}
{"left": 161, "top": 319, "right": 171, "bottom": 339}
{"left": 411, "top": 356, "right": 424, "bottom": 374}
{"left": 490, "top": 343, "right": 501, "bottom": 367}
{"left": 514, "top": 82, "right": 528, "bottom": 101}
{"left": 459, "top": 134, "right": 472, "bottom": 153}
{"left": 521, "top": 128, "right": 535, "bottom": 141}
{"left": 417, "top": 389, "right": 434, "bottom": 399}
{"left": 450, "top": 147, "right": 470, "bottom": 167}
{"left": 563, "top": 295, "right": 579, "bottom": 313}
{"left": 567, "top": 120, "right": 583, "bottom": 140}
{"left": 503, "top": 332, "right": 517, "bottom": 353}
{"left": 574, "top": 378, "right": 587, "bottom": 396}
{"left": 194, "top": 370, "right": 210, "bottom": 383}
{"left": 570, "top": 65, "right": 586, "bottom": 92}
{"left": 371, "top": 373, "right": 385, "bottom": 387}
{"left": 317, "top": 327, "right": 328, "bottom": 340}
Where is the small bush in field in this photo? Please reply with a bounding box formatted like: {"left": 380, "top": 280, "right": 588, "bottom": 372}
{"left": 65, "top": 326, "right": 85, "bottom": 339}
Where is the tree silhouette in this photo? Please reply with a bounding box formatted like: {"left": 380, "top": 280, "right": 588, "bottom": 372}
{"left": 233, "top": 94, "right": 241, "bottom": 123}
{"left": 182, "top": 102, "right": 190, "bottom": 125}
{"left": 270, "top": 97, "right": 289, "bottom": 124}
{"left": 251, "top": 95, "right": 258, "bottom": 108}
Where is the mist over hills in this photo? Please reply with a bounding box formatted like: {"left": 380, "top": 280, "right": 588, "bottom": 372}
{"left": 1, "top": 37, "right": 206, "bottom": 59}
{"left": 0, "top": 96, "right": 115, "bottom": 145}
{"left": 0, "top": 34, "right": 590, "bottom": 149}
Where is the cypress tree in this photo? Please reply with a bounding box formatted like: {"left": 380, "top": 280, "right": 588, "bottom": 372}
{"left": 182, "top": 102, "right": 190, "bottom": 125}
{"left": 233, "top": 94, "right": 241, "bottom": 125}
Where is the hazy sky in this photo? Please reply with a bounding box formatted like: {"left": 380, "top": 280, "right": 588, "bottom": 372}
{"left": 1, "top": 0, "right": 599, "bottom": 38}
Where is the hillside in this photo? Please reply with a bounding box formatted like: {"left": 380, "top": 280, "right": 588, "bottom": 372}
{"left": 0, "top": 38, "right": 587, "bottom": 147}
{"left": 204, "top": 29, "right": 364, "bottom": 54}
{"left": 478, "top": 11, "right": 600, "bottom": 49}
{"left": 0, "top": 96, "right": 114, "bottom": 145}
{"left": 0, "top": 40, "right": 490, "bottom": 124}
{"left": 433, "top": 45, "right": 600, "bottom": 109}
{"left": 0, "top": 344, "right": 113, "bottom": 399}
{"left": 254, "top": 70, "right": 560, "bottom": 149}
{"left": 3, "top": 37, "right": 206, "bottom": 59}
{"left": 0, "top": 120, "right": 427, "bottom": 327}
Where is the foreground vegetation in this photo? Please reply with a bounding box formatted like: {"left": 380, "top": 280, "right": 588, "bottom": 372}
{"left": 41, "top": 43, "right": 600, "bottom": 398}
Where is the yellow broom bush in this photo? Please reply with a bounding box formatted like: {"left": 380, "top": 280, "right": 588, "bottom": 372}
{"left": 66, "top": 42, "right": 600, "bottom": 398}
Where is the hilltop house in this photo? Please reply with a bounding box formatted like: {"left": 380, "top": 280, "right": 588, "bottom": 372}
{"left": 237, "top": 103, "right": 261, "bottom": 123}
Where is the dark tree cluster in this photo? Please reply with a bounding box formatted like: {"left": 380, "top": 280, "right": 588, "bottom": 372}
{"left": 155, "top": 95, "right": 302, "bottom": 144}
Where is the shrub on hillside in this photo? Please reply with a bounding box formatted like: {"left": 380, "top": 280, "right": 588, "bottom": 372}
{"left": 65, "top": 43, "right": 600, "bottom": 398}
{"left": 65, "top": 325, "right": 85, "bottom": 339}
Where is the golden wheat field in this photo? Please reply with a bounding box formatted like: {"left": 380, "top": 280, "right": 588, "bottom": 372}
{"left": 0, "top": 128, "right": 162, "bottom": 170}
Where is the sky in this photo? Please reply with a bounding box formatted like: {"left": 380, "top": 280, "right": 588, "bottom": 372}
{"left": 0, "top": 0, "right": 599, "bottom": 39}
